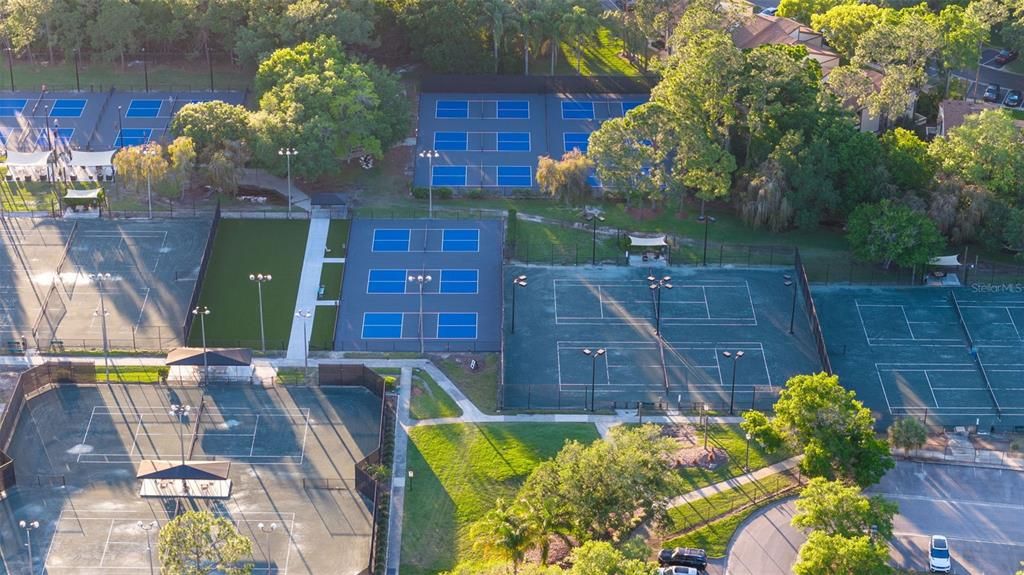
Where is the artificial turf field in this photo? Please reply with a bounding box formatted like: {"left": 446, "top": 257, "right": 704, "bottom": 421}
{"left": 190, "top": 219, "right": 309, "bottom": 349}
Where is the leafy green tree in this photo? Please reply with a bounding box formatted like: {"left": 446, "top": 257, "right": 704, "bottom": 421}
{"left": 794, "top": 532, "right": 893, "bottom": 575}
{"left": 517, "top": 424, "right": 680, "bottom": 540}
{"left": 777, "top": 0, "right": 846, "bottom": 25}
{"left": 233, "top": 0, "right": 375, "bottom": 66}
{"left": 535, "top": 150, "right": 593, "bottom": 205}
{"left": 773, "top": 373, "right": 895, "bottom": 487}
{"left": 444, "top": 562, "right": 559, "bottom": 575}
{"left": 204, "top": 140, "right": 249, "bottom": 196}
{"left": 741, "top": 410, "right": 786, "bottom": 453}
{"left": 166, "top": 136, "right": 197, "bottom": 199}
{"left": 481, "top": 0, "right": 517, "bottom": 73}
{"left": 810, "top": 4, "right": 887, "bottom": 61}
{"left": 936, "top": 5, "right": 988, "bottom": 84}
{"left": 383, "top": 0, "right": 492, "bottom": 73}
{"left": 561, "top": 5, "right": 600, "bottom": 73}
{"left": 880, "top": 128, "right": 935, "bottom": 192}
{"left": 928, "top": 109, "right": 1024, "bottom": 201}
{"left": 157, "top": 510, "right": 253, "bottom": 575}
{"left": 926, "top": 175, "right": 990, "bottom": 245}
{"left": 793, "top": 478, "right": 898, "bottom": 539}
{"left": 90, "top": 0, "right": 141, "bottom": 68}
{"left": 171, "top": 101, "right": 252, "bottom": 160}
{"left": 888, "top": 417, "right": 928, "bottom": 456}
{"left": 587, "top": 102, "right": 677, "bottom": 207}
{"left": 567, "top": 541, "right": 654, "bottom": 575}
{"left": 470, "top": 498, "right": 532, "bottom": 575}
{"left": 848, "top": 200, "right": 945, "bottom": 269}
{"left": 250, "top": 36, "right": 409, "bottom": 180}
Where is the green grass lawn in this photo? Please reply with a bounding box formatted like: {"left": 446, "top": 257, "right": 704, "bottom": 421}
{"left": 309, "top": 306, "right": 337, "bottom": 351}
{"left": 665, "top": 471, "right": 799, "bottom": 534}
{"left": 676, "top": 424, "right": 795, "bottom": 493}
{"left": 401, "top": 423, "right": 600, "bottom": 575}
{"left": 190, "top": 219, "right": 309, "bottom": 350}
{"left": 319, "top": 263, "right": 344, "bottom": 301}
{"left": 326, "top": 219, "right": 351, "bottom": 255}
{"left": 274, "top": 367, "right": 310, "bottom": 384}
{"left": 511, "top": 219, "right": 624, "bottom": 265}
{"left": 95, "top": 365, "right": 166, "bottom": 383}
{"left": 663, "top": 492, "right": 794, "bottom": 558}
{"left": 525, "top": 27, "right": 643, "bottom": 77}
{"left": 0, "top": 176, "right": 60, "bottom": 212}
{"left": 433, "top": 355, "right": 500, "bottom": 414}
{"left": 409, "top": 369, "right": 463, "bottom": 420}
{"left": 9, "top": 58, "right": 252, "bottom": 92}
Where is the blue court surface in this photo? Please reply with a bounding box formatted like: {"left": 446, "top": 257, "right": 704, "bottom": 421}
{"left": 125, "top": 99, "right": 163, "bottom": 118}
{"left": 417, "top": 90, "right": 648, "bottom": 190}
{"left": 34, "top": 128, "right": 74, "bottom": 148}
{"left": 336, "top": 219, "right": 502, "bottom": 352}
{"left": 115, "top": 128, "right": 153, "bottom": 147}
{"left": 49, "top": 99, "right": 87, "bottom": 118}
{"left": 0, "top": 99, "right": 27, "bottom": 117}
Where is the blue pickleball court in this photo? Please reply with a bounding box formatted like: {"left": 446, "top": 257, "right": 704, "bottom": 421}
{"left": 372, "top": 229, "right": 411, "bottom": 252}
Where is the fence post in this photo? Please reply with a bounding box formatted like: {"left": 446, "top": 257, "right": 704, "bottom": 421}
{"left": 719, "top": 244, "right": 724, "bottom": 267}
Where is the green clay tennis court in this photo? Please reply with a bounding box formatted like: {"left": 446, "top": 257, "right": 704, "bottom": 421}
{"left": 503, "top": 265, "right": 822, "bottom": 411}
{"left": 813, "top": 286, "right": 1024, "bottom": 428}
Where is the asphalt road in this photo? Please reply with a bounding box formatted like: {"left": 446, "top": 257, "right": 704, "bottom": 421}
{"left": 724, "top": 461, "right": 1024, "bottom": 575}
{"left": 955, "top": 48, "right": 1024, "bottom": 102}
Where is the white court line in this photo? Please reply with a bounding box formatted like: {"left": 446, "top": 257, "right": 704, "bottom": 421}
{"left": 249, "top": 414, "right": 260, "bottom": 457}
{"left": 151, "top": 231, "right": 168, "bottom": 273}
{"left": 127, "top": 416, "right": 145, "bottom": 456}
{"left": 1006, "top": 307, "right": 1022, "bottom": 340}
{"left": 77, "top": 409, "right": 97, "bottom": 463}
{"left": 900, "top": 305, "right": 915, "bottom": 339}
{"left": 923, "top": 371, "right": 938, "bottom": 408}
{"left": 299, "top": 414, "right": 310, "bottom": 466}
{"left": 98, "top": 519, "right": 116, "bottom": 568}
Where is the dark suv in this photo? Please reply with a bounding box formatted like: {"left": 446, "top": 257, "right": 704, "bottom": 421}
{"left": 659, "top": 547, "right": 708, "bottom": 571}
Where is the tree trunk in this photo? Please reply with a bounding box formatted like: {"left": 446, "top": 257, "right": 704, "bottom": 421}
{"left": 523, "top": 37, "right": 529, "bottom": 75}
{"left": 550, "top": 36, "right": 557, "bottom": 75}
{"left": 494, "top": 32, "right": 499, "bottom": 74}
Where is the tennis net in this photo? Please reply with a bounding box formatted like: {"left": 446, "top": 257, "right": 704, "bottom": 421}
{"left": 794, "top": 249, "right": 832, "bottom": 375}
{"left": 187, "top": 399, "right": 207, "bottom": 459}
{"left": 950, "top": 290, "right": 974, "bottom": 350}
{"left": 951, "top": 291, "right": 1002, "bottom": 415}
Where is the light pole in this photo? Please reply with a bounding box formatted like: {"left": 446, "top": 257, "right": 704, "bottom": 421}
{"left": 90, "top": 273, "right": 112, "bottom": 380}
{"left": 248, "top": 273, "right": 272, "bottom": 352}
{"left": 5, "top": 47, "right": 14, "bottom": 91}
{"left": 784, "top": 276, "right": 797, "bottom": 335}
{"left": 511, "top": 275, "right": 527, "bottom": 334}
{"left": 192, "top": 306, "right": 210, "bottom": 383}
{"left": 744, "top": 432, "right": 752, "bottom": 471}
{"left": 584, "top": 212, "right": 605, "bottom": 266}
{"left": 700, "top": 215, "right": 716, "bottom": 266}
{"left": 258, "top": 522, "right": 278, "bottom": 573}
{"left": 278, "top": 148, "right": 297, "bottom": 219}
{"left": 143, "top": 145, "right": 157, "bottom": 218}
{"left": 169, "top": 404, "right": 191, "bottom": 467}
{"left": 702, "top": 403, "right": 709, "bottom": 450}
{"left": 582, "top": 348, "right": 606, "bottom": 412}
{"left": 19, "top": 520, "right": 39, "bottom": 572}
{"left": 295, "top": 309, "right": 312, "bottom": 370}
{"left": 408, "top": 274, "right": 432, "bottom": 354}
{"left": 419, "top": 150, "right": 439, "bottom": 218}
{"left": 116, "top": 105, "right": 124, "bottom": 147}
{"left": 722, "top": 350, "right": 745, "bottom": 415}
{"left": 648, "top": 275, "right": 672, "bottom": 336}
{"left": 141, "top": 47, "right": 148, "bottom": 92}
{"left": 137, "top": 520, "right": 158, "bottom": 575}
{"left": 205, "top": 43, "right": 214, "bottom": 91}
{"left": 73, "top": 48, "right": 81, "bottom": 92}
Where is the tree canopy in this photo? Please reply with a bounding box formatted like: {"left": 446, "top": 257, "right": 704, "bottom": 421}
{"left": 157, "top": 510, "right": 253, "bottom": 575}
{"left": 847, "top": 199, "right": 946, "bottom": 269}
{"left": 792, "top": 478, "right": 898, "bottom": 539}
{"left": 794, "top": 532, "right": 893, "bottom": 575}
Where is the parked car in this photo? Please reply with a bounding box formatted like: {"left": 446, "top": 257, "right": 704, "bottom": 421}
{"left": 929, "top": 535, "right": 951, "bottom": 573}
{"left": 983, "top": 83, "right": 1001, "bottom": 102}
{"left": 657, "top": 567, "right": 699, "bottom": 575}
{"left": 760, "top": 6, "right": 778, "bottom": 15}
{"left": 658, "top": 547, "right": 708, "bottom": 570}
{"left": 994, "top": 49, "right": 1019, "bottom": 65}
{"left": 1005, "top": 89, "right": 1022, "bottom": 108}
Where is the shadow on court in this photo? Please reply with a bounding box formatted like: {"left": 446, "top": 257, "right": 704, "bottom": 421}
{"left": 813, "top": 285, "right": 1024, "bottom": 428}
{"left": 0, "top": 382, "right": 380, "bottom": 574}
{"left": 504, "top": 265, "right": 821, "bottom": 411}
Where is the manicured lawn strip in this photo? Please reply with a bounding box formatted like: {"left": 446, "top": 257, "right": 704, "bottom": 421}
{"left": 409, "top": 369, "right": 463, "bottom": 420}
{"left": 325, "top": 219, "right": 351, "bottom": 255}
{"left": 10, "top": 59, "right": 252, "bottom": 91}
{"left": 275, "top": 367, "right": 309, "bottom": 384}
{"left": 190, "top": 219, "right": 309, "bottom": 349}
{"left": 434, "top": 355, "right": 499, "bottom": 414}
{"left": 663, "top": 492, "right": 794, "bottom": 558}
{"left": 309, "top": 306, "right": 337, "bottom": 351}
{"left": 319, "top": 263, "right": 344, "bottom": 300}
{"left": 511, "top": 219, "right": 624, "bottom": 265}
{"left": 665, "top": 471, "right": 799, "bottom": 533}
{"left": 676, "top": 425, "right": 794, "bottom": 493}
{"left": 401, "top": 423, "right": 600, "bottom": 575}
{"left": 373, "top": 368, "right": 402, "bottom": 376}
{"left": 95, "top": 365, "right": 165, "bottom": 383}
{"left": 559, "top": 27, "right": 643, "bottom": 77}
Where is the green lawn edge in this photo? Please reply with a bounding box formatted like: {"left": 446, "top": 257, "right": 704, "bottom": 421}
{"left": 409, "top": 369, "right": 463, "bottom": 420}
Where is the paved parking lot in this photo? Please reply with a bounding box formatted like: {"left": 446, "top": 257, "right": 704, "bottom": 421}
{"left": 724, "top": 461, "right": 1024, "bottom": 574}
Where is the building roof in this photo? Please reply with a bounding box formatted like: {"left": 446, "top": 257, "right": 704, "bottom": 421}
{"left": 136, "top": 460, "right": 231, "bottom": 481}
{"left": 730, "top": 14, "right": 818, "bottom": 50}
{"left": 939, "top": 99, "right": 1000, "bottom": 134}
{"left": 165, "top": 347, "right": 253, "bottom": 367}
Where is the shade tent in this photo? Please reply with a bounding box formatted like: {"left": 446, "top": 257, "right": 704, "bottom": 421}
{"left": 165, "top": 347, "right": 252, "bottom": 367}
{"left": 64, "top": 188, "right": 102, "bottom": 200}
{"left": 929, "top": 255, "right": 962, "bottom": 267}
{"left": 136, "top": 460, "right": 230, "bottom": 481}
{"left": 3, "top": 150, "right": 50, "bottom": 167}
{"left": 67, "top": 150, "right": 115, "bottom": 168}
{"left": 628, "top": 235, "right": 668, "bottom": 247}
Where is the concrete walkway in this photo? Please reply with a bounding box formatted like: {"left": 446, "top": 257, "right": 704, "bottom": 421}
{"left": 664, "top": 456, "right": 802, "bottom": 510}
{"left": 385, "top": 367, "right": 412, "bottom": 575}
{"left": 238, "top": 168, "right": 312, "bottom": 213}
{"left": 286, "top": 218, "right": 330, "bottom": 360}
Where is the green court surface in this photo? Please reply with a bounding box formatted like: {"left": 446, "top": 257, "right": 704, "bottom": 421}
{"left": 190, "top": 219, "right": 309, "bottom": 350}
{"left": 813, "top": 286, "right": 1024, "bottom": 428}
{"left": 503, "top": 265, "right": 821, "bottom": 411}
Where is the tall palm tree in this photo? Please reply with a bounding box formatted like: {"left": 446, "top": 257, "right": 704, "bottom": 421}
{"left": 481, "top": 0, "right": 516, "bottom": 74}
{"left": 470, "top": 498, "right": 532, "bottom": 575}
{"left": 561, "top": 5, "right": 599, "bottom": 74}
{"left": 515, "top": 6, "right": 540, "bottom": 75}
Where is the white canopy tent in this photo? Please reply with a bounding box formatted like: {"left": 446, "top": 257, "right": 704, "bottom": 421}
{"left": 929, "top": 255, "right": 962, "bottom": 267}
{"left": 628, "top": 235, "right": 668, "bottom": 248}
{"left": 2, "top": 149, "right": 52, "bottom": 181}
{"left": 67, "top": 150, "right": 115, "bottom": 168}
{"left": 64, "top": 188, "right": 103, "bottom": 200}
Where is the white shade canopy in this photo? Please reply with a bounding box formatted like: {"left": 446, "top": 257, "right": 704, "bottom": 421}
{"left": 67, "top": 150, "right": 116, "bottom": 168}
{"left": 64, "top": 188, "right": 103, "bottom": 200}
{"left": 929, "top": 255, "right": 961, "bottom": 267}
{"left": 3, "top": 150, "right": 50, "bottom": 167}
{"left": 628, "top": 235, "right": 668, "bottom": 247}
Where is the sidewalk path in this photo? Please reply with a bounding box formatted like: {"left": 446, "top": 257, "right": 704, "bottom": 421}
{"left": 238, "top": 168, "right": 312, "bottom": 213}
{"left": 664, "top": 456, "right": 802, "bottom": 510}
{"left": 385, "top": 367, "right": 412, "bottom": 575}
{"left": 286, "top": 218, "right": 330, "bottom": 360}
